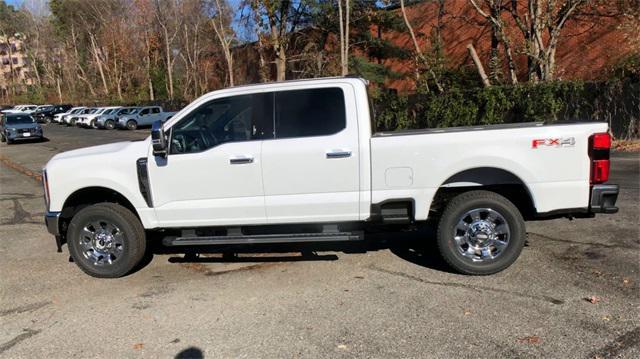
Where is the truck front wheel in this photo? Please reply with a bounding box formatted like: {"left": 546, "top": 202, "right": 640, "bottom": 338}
{"left": 67, "top": 203, "right": 146, "bottom": 278}
{"left": 436, "top": 190, "right": 525, "bottom": 275}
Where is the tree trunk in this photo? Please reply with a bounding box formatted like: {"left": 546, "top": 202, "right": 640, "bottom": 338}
{"left": 70, "top": 26, "right": 96, "bottom": 97}
{"left": 467, "top": 43, "right": 491, "bottom": 87}
{"left": 56, "top": 77, "right": 62, "bottom": 103}
{"left": 400, "top": 0, "right": 443, "bottom": 92}
{"left": 163, "top": 26, "right": 174, "bottom": 100}
{"left": 338, "top": 0, "right": 345, "bottom": 75}
{"left": 90, "top": 34, "right": 109, "bottom": 96}
{"left": 213, "top": 0, "right": 234, "bottom": 87}
{"left": 344, "top": 0, "right": 350, "bottom": 75}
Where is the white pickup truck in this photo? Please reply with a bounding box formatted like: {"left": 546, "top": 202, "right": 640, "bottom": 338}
{"left": 43, "top": 77, "right": 619, "bottom": 278}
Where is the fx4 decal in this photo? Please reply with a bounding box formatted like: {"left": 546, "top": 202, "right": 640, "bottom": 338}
{"left": 532, "top": 137, "right": 576, "bottom": 149}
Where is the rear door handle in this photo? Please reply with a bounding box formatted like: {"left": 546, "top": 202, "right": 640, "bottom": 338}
{"left": 229, "top": 156, "right": 254, "bottom": 165}
{"left": 326, "top": 150, "right": 352, "bottom": 159}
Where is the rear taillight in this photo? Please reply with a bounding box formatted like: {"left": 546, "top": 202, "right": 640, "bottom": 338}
{"left": 588, "top": 132, "right": 611, "bottom": 184}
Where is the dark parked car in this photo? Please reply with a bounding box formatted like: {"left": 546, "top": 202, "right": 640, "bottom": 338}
{"left": 0, "top": 113, "right": 43, "bottom": 144}
{"left": 34, "top": 104, "right": 73, "bottom": 123}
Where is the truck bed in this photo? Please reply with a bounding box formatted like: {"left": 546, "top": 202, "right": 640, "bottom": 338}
{"left": 369, "top": 121, "right": 609, "bottom": 220}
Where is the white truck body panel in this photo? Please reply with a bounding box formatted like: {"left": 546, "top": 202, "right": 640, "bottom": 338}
{"left": 370, "top": 122, "right": 606, "bottom": 219}
{"left": 45, "top": 77, "right": 609, "bottom": 230}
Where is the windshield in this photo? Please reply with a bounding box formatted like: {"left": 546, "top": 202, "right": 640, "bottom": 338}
{"left": 71, "top": 108, "right": 83, "bottom": 114}
{"left": 6, "top": 115, "right": 35, "bottom": 125}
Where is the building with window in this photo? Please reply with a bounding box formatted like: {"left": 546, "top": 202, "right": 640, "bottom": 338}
{"left": 0, "top": 35, "right": 33, "bottom": 99}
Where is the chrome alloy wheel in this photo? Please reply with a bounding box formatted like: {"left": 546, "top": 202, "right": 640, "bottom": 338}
{"left": 79, "top": 221, "right": 125, "bottom": 266}
{"left": 453, "top": 208, "right": 510, "bottom": 262}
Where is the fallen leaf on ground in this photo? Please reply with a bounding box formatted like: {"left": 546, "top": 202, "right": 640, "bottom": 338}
{"left": 337, "top": 344, "right": 347, "bottom": 350}
{"left": 463, "top": 309, "right": 472, "bottom": 316}
{"left": 585, "top": 296, "right": 601, "bottom": 304}
{"left": 517, "top": 336, "right": 541, "bottom": 344}
{"left": 133, "top": 343, "right": 144, "bottom": 350}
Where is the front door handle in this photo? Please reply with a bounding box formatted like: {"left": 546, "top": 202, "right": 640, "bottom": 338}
{"left": 326, "top": 150, "right": 352, "bottom": 159}
{"left": 229, "top": 156, "right": 254, "bottom": 165}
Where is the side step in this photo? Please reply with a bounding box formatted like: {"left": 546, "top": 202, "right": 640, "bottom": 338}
{"left": 164, "top": 231, "right": 363, "bottom": 246}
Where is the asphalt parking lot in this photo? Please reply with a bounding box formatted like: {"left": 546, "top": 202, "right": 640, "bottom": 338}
{"left": 0, "top": 124, "right": 639, "bottom": 358}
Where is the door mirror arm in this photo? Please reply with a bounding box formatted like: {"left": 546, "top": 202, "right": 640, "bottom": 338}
{"left": 151, "top": 120, "right": 168, "bottom": 157}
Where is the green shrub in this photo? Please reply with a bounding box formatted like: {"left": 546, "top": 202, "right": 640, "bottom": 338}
{"left": 371, "top": 79, "right": 639, "bottom": 139}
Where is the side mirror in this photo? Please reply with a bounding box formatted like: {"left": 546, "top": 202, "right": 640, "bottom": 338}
{"left": 151, "top": 120, "right": 167, "bottom": 157}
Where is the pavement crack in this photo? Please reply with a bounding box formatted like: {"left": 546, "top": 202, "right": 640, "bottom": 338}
{"left": 0, "top": 199, "right": 41, "bottom": 226}
{"left": 367, "top": 265, "right": 565, "bottom": 305}
{"left": 529, "top": 232, "right": 634, "bottom": 249}
{"left": 589, "top": 327, "right": 640, "bottom": 358}
{"left": 0, "top": 329, "right": 42, "bottom": 354}
{"left": 0, "top": 301, "right": 52, "bottom": 318}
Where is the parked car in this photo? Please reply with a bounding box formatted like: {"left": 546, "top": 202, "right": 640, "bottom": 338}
{"left": 34, "top": 104, "right": 73, "bottom": 123}
{"left": 2, "top": 104, "right": 37, "bottom": 114}
{"left": 78, "top": 106, "right": 122, "bottom": 128}
{"left": 1, "top": 112, "right": 43, "bottom": 144}
{"left": 67, "top": 107, "right": 97, "bottom": 126}
{"left": 117, "top": 106, "right": 175, "bottom": 130}
{"left": 42, "top": 77, "right": 619, "bottom": 278}
{"left": 95, "top": 106, "right": 133, "bottom": 129}
{"left": 55, "top": 107, "right": 85, "bottom": 124}
{"left": 76, "top": 107, "right": 111, "bottom": 128}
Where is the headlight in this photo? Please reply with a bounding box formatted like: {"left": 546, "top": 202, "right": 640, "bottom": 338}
{"left": 7, "top": 128, "right": 16, "bottom": 133}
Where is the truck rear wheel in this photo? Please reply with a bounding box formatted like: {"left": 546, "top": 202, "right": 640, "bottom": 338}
{"left": 436, "top": 190, "right": 525, "bottom": 275}
{"left": 67, "top": 203, "right": 146, "bottom": 278}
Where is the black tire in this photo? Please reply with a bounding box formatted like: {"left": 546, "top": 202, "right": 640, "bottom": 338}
{"left": 126, "top": 120, "right": 137, "bottom": 130}
{"left": 436, "top": 190, "right": 526, "bottom": 275}
{"left": 90, "top": 120, "right": 96, "bottom": 128}
{"left": 104, "top": 119, "right": 115, "bottom": 130}
{"left": 67, "top": 203, "right": 146, "bottom": 278}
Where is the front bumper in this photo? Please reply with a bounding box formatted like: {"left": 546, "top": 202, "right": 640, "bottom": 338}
{"left": 45, "top": 211, "right": 61, "bottom": 235}
{"left": 7, "top": 131, "right": 42, "bottom": 140}
{"left": 590, "top": 184, "right": 619, "bottom": 214}
{"left": 45, "top": 211, "right": 64, "bottom": 252}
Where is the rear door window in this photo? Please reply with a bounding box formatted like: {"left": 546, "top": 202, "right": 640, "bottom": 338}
{"left": 274, "top": 88, "right": 346, "bottom": 139}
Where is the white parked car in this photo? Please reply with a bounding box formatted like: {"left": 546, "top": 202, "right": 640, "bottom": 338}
{"left": 54, "top": 107, "right": 86, "bottom": 124}
{"left": 66, "top": 108, "right": 97, "bottom": 126}
{"left": 2, "top": 104, "right": 37, "bottom": 114}
{"left": 77, "top": 107, "right": 122, "bottom": 128}
{"left": 43, "top": 77, "right": 619, "bottom": 278}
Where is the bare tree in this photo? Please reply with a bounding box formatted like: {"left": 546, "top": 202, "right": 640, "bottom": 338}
{"left": 337, "top": 0, "right": 349, "bottom": 75}
{"left": 468, "top": 0, "right": 519, "bottom": 84}
{"left": 399, "top": 0, "right": 443, "bottom": 92}
{"left": 509, "top": 0, "right": 589, "bottom": 81}
{"left": 210, "top": 0, "right": 235, "bottom": 86}
{"left": 251, "top": 0, "right": 310, "bottom": 81}
{"left": 153, "top": 0, "right": 182, "bottom": 99}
